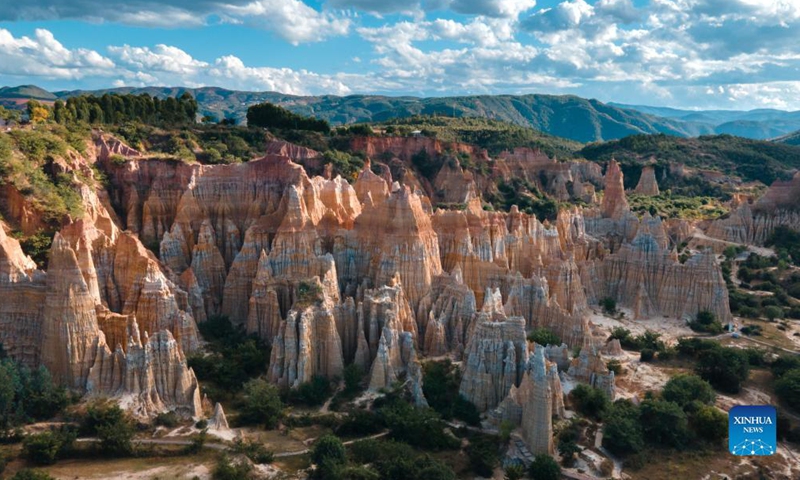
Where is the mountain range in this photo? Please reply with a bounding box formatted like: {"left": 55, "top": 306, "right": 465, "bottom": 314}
{"left": 3, "top": 84, "right": 800, "bottom": 143}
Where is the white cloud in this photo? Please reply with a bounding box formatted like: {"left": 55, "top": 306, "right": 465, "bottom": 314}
{"left": 0, "top": 28, "right": 115, "bottom": 79}
{"left": 221, "top": 0, "right": 350, "bottom": 44}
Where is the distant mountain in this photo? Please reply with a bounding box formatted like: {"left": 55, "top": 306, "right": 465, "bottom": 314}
{"left": 51, "top": 86, "right": 717, "bottom": 143}
{"left": 6, "top": 84, "right": 799, "bottom": 142}
{"left": 0, "top": 84, "right": 57, "bottom": 108}
{"left": 611, "top": 102, "right": 800, "bottom": 140}
{"left": 775, "top": 130, "right": 800, "bottom": 146}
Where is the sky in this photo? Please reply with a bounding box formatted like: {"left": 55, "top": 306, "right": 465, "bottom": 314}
{"left": 1, "top": 0, "right": 800, "bottom": 110}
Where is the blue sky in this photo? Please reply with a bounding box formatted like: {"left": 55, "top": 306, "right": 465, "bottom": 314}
{"left": 1, "top": 0, "right": 799, "bottom": 110}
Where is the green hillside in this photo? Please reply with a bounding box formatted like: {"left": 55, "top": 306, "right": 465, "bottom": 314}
{"left": 53, "top": 87, "right": 714, "bottom": 142}
{"left": 372, "top": 115, "right": 582, "bottom": 159}
{"left": 580, "top": 133, "right": 800, "bottom": 185}
{"left": 776, "top": 130, "right": 800, "bottom": 146}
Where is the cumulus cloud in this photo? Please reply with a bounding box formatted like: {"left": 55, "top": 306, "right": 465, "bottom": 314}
{"left": 0, "top": 28, "right": 115, "bottom": 79}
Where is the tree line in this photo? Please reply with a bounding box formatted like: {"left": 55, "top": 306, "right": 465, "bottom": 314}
{"left": 51, "top": 92, "right": 198, "bottom": 126}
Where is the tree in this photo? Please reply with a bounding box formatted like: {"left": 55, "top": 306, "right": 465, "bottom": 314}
{"left": 344, "top": 363, "right": 365, "bottom": 393}
{"left": 237, "top": 379, "right": 284, "bottom": 428}
{"left": 775, "top": 369, "right": 800, "bottom": 412}
{"left": 569, "top": 384, "right": 608, "bottom": 420}
{"left": 529, "top": 454, "right": 561, "bottom": 480}
{"left": 602, "top": 400, "right": 644, "bottom": 456}
{"left": 466, "top": 435, "right": 499, "bottom": 477}
{"left": 312, "top": 434, "right": 347, "bottom": 466}
{"left": 600, "top": 297, "right": 617, "bottom": 315}
{"left": 692, "top": 405, "right": 728, "bottom": 443}
{"left": 695, "top": 347, "right": 750, "bottom": 394}
{"left": 765, "top": 306, "right": 784, "bottom": 322}
{"left": 246, "top": 102, "right": 329, "bottom": 132}
{"left": 22, "top": 428, "right": 75, "bottom": 465}
{"left": 527, "top": 328, "right": 561, "bottom": 347}
{"left": 11, "top": 470, "right": 55, "bottom": 480}
{"left": 212, "top": 454, "right": 253, "bottom": 480}
{"left": 639, "top": 399, "right": 690, "bottom": 448}
{"left": 662, "top": 374, "right": 716, "bottom": 410}
{"left": 689, "top": 310, "right": 724, "bottom": 334}
{"left": 27, "top": 100, "right": 50, "bottom": 124}
{"left": 504, "top": 464, "right": 525, "bottom": 480}
{"left": 97, "top": 416, "right": 134, "bottom": 456}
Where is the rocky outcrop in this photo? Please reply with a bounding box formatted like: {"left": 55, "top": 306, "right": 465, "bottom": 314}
{"left": 268, "top": 277, "right": 345, "bottom": 388}
{"left": 601, "top": 160, "right": 630, "bottom": 220}
{"left": 567, "top": 345, "right": 615, "bottom": 399}
{"left": 633, "top": 166, "right": 660, "bottom": 196}
{"left": 521, "top": 347, "right": 555, "bottom": 455}
{"left": 459, "top": 311, "right": 528, "bottom": 411}
{"left": 209, "top": 402, "right": 230, "bottom": 431}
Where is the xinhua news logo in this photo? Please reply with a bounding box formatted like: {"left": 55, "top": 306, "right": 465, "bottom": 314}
{"left": 729, "top": 405, "right": 776, "bottom": 456}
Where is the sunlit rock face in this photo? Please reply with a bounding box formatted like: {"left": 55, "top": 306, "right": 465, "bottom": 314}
{"left": 0, "top": 134, "right": 740, "bottom": 432}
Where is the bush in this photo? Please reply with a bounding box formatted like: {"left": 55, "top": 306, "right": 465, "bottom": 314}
{"left": 765, "top": 306, "right": 785, "bottom": 322}
{"left": 639, "top": 399, "right": 690, "bottom": 448}
{"left": 606, "top": 360, "right": 622, "bottom": 375}
{"left": 640, "top": 349, "right": 655, "bottom": 362}
{"left": 11, "top": 470, "right": 55, "bottom": 480}
{"left": 466, "top": 434, "right": 499, "bottom": 477}
{"left": 379, "top": 396, "right": 459, "bottom": 450}
{"left": 689, "top": 310, "right": 724, "bottom": 334}
{"left": 422, "top": 360, "right": 481, "bottom": 426}
{"left": 287, "top": 376, "right": 332, "bottom": 407}
{"left": 237, "top": 379, "right": 284, "bottom": 429}
{"left": 212, "top": 454, "right": 253, "bottom": 480}
{"left": 312, "top": 434, "right": 347, "bottom": 466}
{"left": 662, "top": 374, "right": 716, "bottom": 410}
{"left": 22, "top": 428, "right": 76, "bottom": 465}
{"left": 602, "top": 400, "right": 644, "bottom": 456}
{"left": 344, "top": 364, "right": 365, "bottom": 393}
{"left": 527, "top": 328, "right": 561, "bottom": 347}
{"left": 600, "top": 297, "right": 617, "bottom": 315}
{"left": 504, "top": 464, "right": 525, "bottom": 480}
{"left": 691, "top": 405, "right": 728, "bottom": 443}
{"left": 155, "top": 411, "right": 180, "bottom": 428}
{"left": 529, "top": 454, "right": 561, "bottom": 480}
{"left": 569, "top": 384, "right": 609, "bottom": 420}
{"left": 247, "top": 102, "right": 330, "bottom": 132}
{"left": 231, "top": 438, "right": 274, "bottom": 464}
{"left": 775, "top": 369, "right": 800, "bottom": 412}
{"left": 695, "top": 346, "right": 750, "bottom": 394}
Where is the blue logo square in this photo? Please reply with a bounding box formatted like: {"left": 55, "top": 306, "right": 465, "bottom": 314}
{"left": 729, "top": 405, "right": 776, "bottom": 456}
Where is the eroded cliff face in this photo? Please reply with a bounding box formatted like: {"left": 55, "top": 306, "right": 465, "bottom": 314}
{"left": 0, "top": 133, "right": 740, "bottom": 435}
{"left": 707, "top": 173, "right": 800, "bottom": 245}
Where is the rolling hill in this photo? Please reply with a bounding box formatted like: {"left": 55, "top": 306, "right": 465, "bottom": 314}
{"left": 49, "top": 86, "right": 715, "bottom": 143}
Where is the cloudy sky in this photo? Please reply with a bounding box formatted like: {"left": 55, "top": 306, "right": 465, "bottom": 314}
{"left": 1, "top": 0, "right": 799, "bottom": 110}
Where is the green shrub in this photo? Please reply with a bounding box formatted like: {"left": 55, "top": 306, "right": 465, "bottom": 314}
{"left": 691, "top": 405, "right": 728, "bottom": 443}
{"left": 11, "top": 469, "right": 55, "bottom": 480}
{"left": 602, "top": 400, "right": 644, "bottom": 456}
{"left": 212, "top": 454, "right": 253, "bottom": 480}
{"left": 695, "top": 346, "right": 750, "bottom": 394}
{"left": 775, "top": 369, "right": 800, "bottom": 412}
{"left": 662, "top": 374, "right": 716, "bottom": 410}
{"left": 569, "top": 384, "right": 608, "bottom": 420}
{"left": 237, "top": 379, "right": 284, "bottom": 429}
{"left": 155, "top": 411, "right": 180, "bottom": 428}
{"left": 689, "top": 310, "right": 724, "bottom": 334}
{"left": 527, "top": 328, "right": 561, "bottom": 346}
{"left": 600, "top": 297, "right": 617, "bottom": 315}
{"left": 231, "top": 438, "right": 274, "bottom": 464}
{"left": 640, "top": 399, "right": 690, "bottom": 448}
{"left": 529, "top": 453, "right": 561, "bottom": 480}
{"left": 22, "top": 428, "right": 76, "bottom": 465}
{"left": 466, "top": 434, "right": 499, "bottom": 477}
{"left": 422, "top": 359, "right": 481, "bottom": 426}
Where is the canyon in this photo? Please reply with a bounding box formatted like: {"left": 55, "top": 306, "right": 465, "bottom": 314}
{"left": 1, "top": 130, "right": 794, "bottom": 461}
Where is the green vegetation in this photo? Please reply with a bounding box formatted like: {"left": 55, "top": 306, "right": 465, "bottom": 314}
{"left": 602, "top": 400, "right": 644, "bottom": 456}
{"left": 628, "top": 193, "right": 728, "bottom": 220}
{"left": 188, "top": 315, "right": 270, "bottom": 395}
{"left": 81, "top": 400, "right": 135, "bottom": 456}
{"left": 421, "top": 360, "right": 481, "bottom": 426}
{"left": 526, "top": 327, "right": 560, "bottom": 346}
{"left": 767, "top": 226, "right": 800, "bottom": 266}
{"left": 608, "top": 328, "right": 666, "bottom": 354}
{"left": 485, "top": 177, "right": 560, "bottom": 221}
{"left": 465, "top": 433, "right": 500, "bottom": 477}
{"left": 55, "top": 93, "right": 197, "bottom": 126}
{"left": 312, "top": 434, "right": 347, "bottom": 478}
{"left": 528, "top": 453, "right": 561, "bottom": 480}
{"left": 0, "top": 128, "right": 86, "bottom": 224}
{"left": 773, "top": 355, "right": 800, "bottom": 412}
{"left": 349, "top": 438, "right": 456, "bottom": 480}
{"left": 22, "top": 428, "right": 76, "bottom": 465}
{"left": 11, "top": 470, "right": 55, "bottom": 480}
{"left": 377, "top": 394, "right": 459, "bottom": 451}
{"left": 0, "top": 356, "right": 69, "bottom": 434}
{"left": 236, "top": 378, "right": 284, "bottom": 429}
{"left": 284, "top": 376, "right": 333, "bottom": 407}
{"left": 600, "top": 297, "right": 617, "bottom": 315}
{"left": 376, "top": 115, "right": 581, "bottom": 158}
{"left": 661, "top": 374, "right": 716, "bottom": 409}
{"left": 247, "top": 102, "right": 330, "bottom": 132}
{"left": 581, "top": 133, "right": 800, "bottom": 185}
{"left": 689, "top": 310, "right": 725, "bottom": 334}
{"left": 569, "top": 384, "right": 609, "bottom": 420}
{"left": 212, "top": 454, "right": 254, "bottom": 480}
